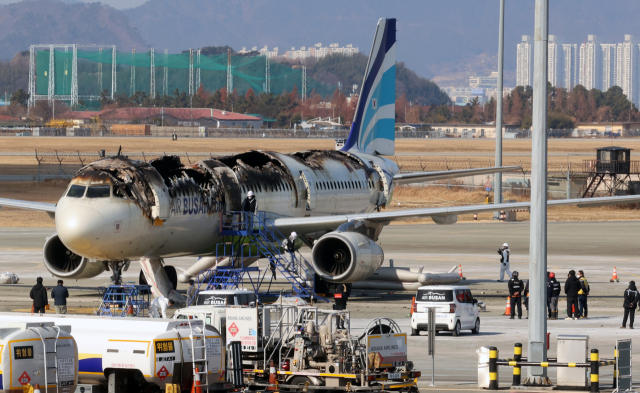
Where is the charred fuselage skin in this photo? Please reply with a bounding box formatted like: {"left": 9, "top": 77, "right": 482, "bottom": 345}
{"left": 53, "top": 151, "right": 398, "bottom": 269}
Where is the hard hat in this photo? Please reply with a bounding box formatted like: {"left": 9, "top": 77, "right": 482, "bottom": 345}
{"left": 247, "top": 190, "right": 254, "bottom": 197}
{"left": 549, "top": 272, "right": 555, "bottom": 278}
{"left": 512, "top": 271, "right": 519, "bottom": 277}
{"left": 290, "top": 231, "right": 297, "bottom": 238}
{"left": 503, "top": 243, "right": 509, "bottom": 248}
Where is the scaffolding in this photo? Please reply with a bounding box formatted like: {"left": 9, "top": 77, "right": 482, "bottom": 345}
{"left": 28, "top": 44, "right": 116, "bottom": 107}
{"left": 27, "top": 44, "right": 336, "bottom": 108}
{"left": 189, "top": 211, "right": 326, "bottom": 305}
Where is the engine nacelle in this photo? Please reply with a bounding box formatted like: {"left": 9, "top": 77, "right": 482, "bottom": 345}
{"left": 311, "top": 232, "right": 384, "bottom": 283}
{"left": 43, "top": 234, "right": 107, "bottom": 279}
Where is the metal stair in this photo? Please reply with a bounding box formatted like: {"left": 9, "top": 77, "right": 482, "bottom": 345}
{"left": 189, "top": 211, "right": 326, "bottom": 303}
{"left": 96, "top": 285, "right": 152, "bottom": 317}
{"left": 188, "top": 319, "right": 209, "bottom": 389}
{"left": 31, "top": 326, "right": 60, "bottom": 393}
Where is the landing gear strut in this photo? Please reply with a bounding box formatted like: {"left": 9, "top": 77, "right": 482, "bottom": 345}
{"left": 108, "top": 260, "right": 130, "bottom": 285}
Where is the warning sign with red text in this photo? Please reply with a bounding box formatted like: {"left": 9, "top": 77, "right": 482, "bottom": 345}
{"left": 226, "top": 307, "right": 259, "bottom": 352}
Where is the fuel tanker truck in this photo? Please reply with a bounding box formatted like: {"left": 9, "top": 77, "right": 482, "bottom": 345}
{"left": 0, "top": 313, "right": 228, "bottom": 393}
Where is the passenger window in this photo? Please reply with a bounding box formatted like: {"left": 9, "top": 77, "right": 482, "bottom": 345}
{"left": 86, "top": 185, "right": 111, "bottom": 198}
{"left": 465, "top": 290, "right": 473, "bottom": 303}
{"left": 176, "top": 315, "right": 186, "bottom": 320}
{"left": 66, "top": 185, "right": 86, "bottom": 198}
{"left": 455, "top": 290, "right": 465, "bottom": 303}
{"left": 206, "top": 317, "right": 211, "bottom": 325}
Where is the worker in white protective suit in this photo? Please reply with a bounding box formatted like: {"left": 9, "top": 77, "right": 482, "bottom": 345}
{"left": 149, "top": 296, "right": 175, "bottom": 318}
{"left": 497, "top": 243, "right": 512, "bottom": 282}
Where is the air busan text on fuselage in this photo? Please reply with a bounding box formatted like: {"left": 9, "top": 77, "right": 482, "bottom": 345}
{"left": 2, "top": 18, "right": 638, "bottom": 303}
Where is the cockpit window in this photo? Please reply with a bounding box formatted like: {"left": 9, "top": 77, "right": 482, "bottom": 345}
{"left": 66, "top": 185, "right": 86, "bottom": 198}
{"left": 86, "top": 185, "right": 111, "bottom": 198}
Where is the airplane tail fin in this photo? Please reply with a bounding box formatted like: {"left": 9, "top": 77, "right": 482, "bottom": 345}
{"left": 341, "top": 18, "right": 396, "bottom": 156}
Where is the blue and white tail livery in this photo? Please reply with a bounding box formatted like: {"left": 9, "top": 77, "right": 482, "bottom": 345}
{"left": 341, "top": 18, "right": 396, "bottom": 156}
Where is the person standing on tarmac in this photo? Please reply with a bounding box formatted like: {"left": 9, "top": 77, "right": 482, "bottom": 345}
{"left": 334, "top": 284, "right": 348, "bottom": 329}
{"left": 497, "top": 243, "right": 512, "bottom": 282}
{"left": 508, "top": 271, "right": 524, "bottom": 319}
{"left": 548, "top": 272, "right": 561, "bottom": 320}
{"left": 523, "top": 279, "right": 530, "bottom": 319}
{"left": 621, "top": 281, "right": 638, "bottom": 329}
{"left": 30, "top": 277, "right": 48, "bottom": 315}
{"left": 50, "top": 280, "right": 69, "bottom": 314}
{"left": 546, "top": 272, "right": 551, "bottom": 318}
{"left": 578, "top": 270, "right": 590, "bottom": 318}
{"left": 564, "top": 270, "right": 581, "bottom": 320}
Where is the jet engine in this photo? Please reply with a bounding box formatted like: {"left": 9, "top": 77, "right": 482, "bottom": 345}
{"left": 43, "top": 234, "right": 107, "bottom": 279}
{"left": 311, "top": 232, "right": 384, "bottom": 283}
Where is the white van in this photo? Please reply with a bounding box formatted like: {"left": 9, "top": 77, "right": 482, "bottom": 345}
{"left": 410, "top": 285, "right": 480, "bottom": 337}
{"left": 195, "top": 289, "right": 256, "bottom": 307}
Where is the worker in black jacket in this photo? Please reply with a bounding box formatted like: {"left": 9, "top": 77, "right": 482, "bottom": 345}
{"left": 621, "top": 281, "right": 638, "bottom": 329}
{"left": 334, "top": 284, "right": 348, "bottom": 329}
{"left": 241, "top": 190, "right": 258, "bottom": 230}
{"left": 564, "top": 270, "right": 581, "bottom": 320}
{"left": 547, "top": 272, "right": 561, "bottom": 320}
{"left": 29, "top": 277, "right": 48, "bottom": 314}
{"left": 508, "top": 271, "right": 524, "bottom": 319}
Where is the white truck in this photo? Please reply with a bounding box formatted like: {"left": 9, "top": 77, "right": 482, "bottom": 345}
{"left": 410, "top": 285, "right": 480, "bottom": 337}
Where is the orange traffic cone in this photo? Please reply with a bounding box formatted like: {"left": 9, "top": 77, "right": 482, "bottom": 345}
{"left": 267, "top": 360, "right": 277, "bottom": 391}
{"left": 611, "top": 267, "right": 620, "bottom": 282}
{"left": 34, "top": 384, "right": 41, "bottom": 393}
{"left": 191, "top": 367, "right": 202, "bottom": 393}
{"left": 410, "top": 296, "right": 416, "bottom": 315}
{"left": 458, "top": 264, "right": 464, "bottom": 278}
{"left": 503, "top": 296, "right": 511, "bottom": 315}
{"left": 126, "top": 304, "right": 134, "bottom": 316}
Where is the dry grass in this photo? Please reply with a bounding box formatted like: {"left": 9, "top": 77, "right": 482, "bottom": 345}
{"left": 0, "top": 136, "right": 635, "bottom": 154}
{"left": 389, "top": 185, "right": 640, "bottom": 224}
{"left": 0, "top": 180, "right": 67, "bottom": 227}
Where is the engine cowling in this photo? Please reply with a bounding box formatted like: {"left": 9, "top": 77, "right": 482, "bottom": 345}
{"left": 311, "top": 232, "right": 384, "bottom": 283}
{"left": 43, "top": 234, "right": 107, "bottom": 279}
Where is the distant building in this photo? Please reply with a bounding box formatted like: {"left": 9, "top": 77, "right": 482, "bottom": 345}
{"left": 65, "top": 108, "right": 263, "bottom": 128}
{"left": 617, "top": 35, "right": 638, "bottom": 104}
{"left": 259, "top": 46, "right": 279, "bottom": 58}
{"left": 516, "top": 35, "right": 533, "bottom": 87}
{"left": 548, "top": 35, "right": 563, "bottom": 88}
{"left": 426, "top": 123, "right": 519, "bottom": 139}
{"left": 469, "top": 72, "right": 499, "bottom": 89}
{"left": 282, "top": 43, "right": 358, "bottom": 60}
{"left": 562, "top": 44, "right": 578, "bottom": 90}
{"left": 601, "top": 43, "right": 617, "bottom": 91}
{"left": 579, "top": 35, "right": 602, "bottom": 90}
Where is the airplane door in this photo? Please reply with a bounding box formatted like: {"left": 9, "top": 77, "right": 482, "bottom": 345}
{"left": 299, "top": 170, "right": 316, "bottom": 210}
{"left": 372, "top": 163, "right": 390, "bottom": 208}
{"left": 141, "top": 168, "right": 171, "bottom": 221}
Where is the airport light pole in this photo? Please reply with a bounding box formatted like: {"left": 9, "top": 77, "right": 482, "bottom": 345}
{"left": 527, "top": 0, "right": 549, "bottom": 384}
{"left": 494, "top": 0, "right": 505, "bottom": 213}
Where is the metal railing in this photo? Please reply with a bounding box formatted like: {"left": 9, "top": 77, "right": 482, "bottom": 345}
{"left": 583, "top": 159, "right": 640, "bottom": 174}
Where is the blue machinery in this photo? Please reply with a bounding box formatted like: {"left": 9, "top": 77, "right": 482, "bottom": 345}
{"left": 190, "top": 211, "right": 326, "bottom": 304}
{"left": 96, "top": 285, "right": 152, "bottom": 317}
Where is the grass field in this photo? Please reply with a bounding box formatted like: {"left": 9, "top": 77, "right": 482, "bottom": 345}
{"left": 0, "top": 136, "right": 631, "bottom": 171}
{"left": 0, "top": 136, "right": 635, "bottom": 154}
{"left": 2, "top": 180, "right": 639, "bottom": 227}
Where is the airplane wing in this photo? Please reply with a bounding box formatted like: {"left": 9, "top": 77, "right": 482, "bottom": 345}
{"left": 0, "top": 198, "right": 56, "bottom": 219}
{"left": 273, "top": 194, "right": 640, "bottom": 235}
{"left": 393, "top": 166, "right": 521, "bottom": 185}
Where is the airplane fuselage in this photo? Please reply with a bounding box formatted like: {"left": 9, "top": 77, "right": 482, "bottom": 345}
{"left": 55, "top": 150, "right": 399, "bottom": 261}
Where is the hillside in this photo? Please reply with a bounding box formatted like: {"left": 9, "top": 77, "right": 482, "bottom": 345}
{"left": 0, "top": 0, "right": 147, "bottom": 60}
{"left": 307, "top": 53, "right": 449, "bottom": 105}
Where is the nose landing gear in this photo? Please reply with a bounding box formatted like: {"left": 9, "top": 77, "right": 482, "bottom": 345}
{"left": 107, "top": 260, "right": 130, "bottom": 285}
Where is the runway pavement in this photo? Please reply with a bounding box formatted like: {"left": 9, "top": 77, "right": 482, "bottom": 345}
{"left": 0, "top": 221, "right": 637, "bottom": 391}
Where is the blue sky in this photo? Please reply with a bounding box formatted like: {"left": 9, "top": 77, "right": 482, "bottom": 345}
{"left": 0, "top": 0, "right": 147, "bottom": 8}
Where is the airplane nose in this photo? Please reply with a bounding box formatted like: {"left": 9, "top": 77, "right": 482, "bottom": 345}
{"left": 56, "top": 206, "right": 105, "bottom": 252}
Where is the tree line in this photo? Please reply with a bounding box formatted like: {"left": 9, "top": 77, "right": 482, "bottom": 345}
{"left": 401, "top": 84, "right": 640, "bottom": 129}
